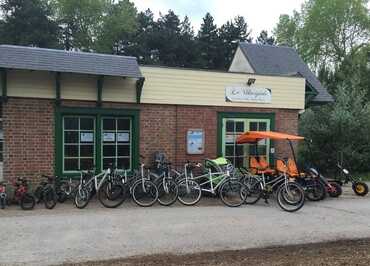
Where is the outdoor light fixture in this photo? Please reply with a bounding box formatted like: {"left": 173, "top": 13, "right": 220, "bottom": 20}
{"left": 247, "top": 78, "right": 256, "bottom": 86}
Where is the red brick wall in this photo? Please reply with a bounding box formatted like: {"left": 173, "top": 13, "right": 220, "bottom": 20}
{"left": 3, "top": 98, "right": 55, "bottom": 185}
{"left": 2, "top": 97, "right": 299, "bottom": 182}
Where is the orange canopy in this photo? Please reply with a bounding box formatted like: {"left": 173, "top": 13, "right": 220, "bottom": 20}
{"left": 236, "top": 131, "right": 304, "bottom": 144}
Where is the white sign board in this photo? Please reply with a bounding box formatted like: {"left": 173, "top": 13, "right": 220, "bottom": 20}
{"left": 225, "top": 86, "right": 272, "bottom": 103}
{"left": 103, "top": 132, "right": 115, "bottom": 142}
{"left": 187, "top": 129, "right": 204, "bottom": 154}
{"left": 117, "top": 132, "right": 129, "bottom": 142}
{"left": 80, "top": 132, "right": 94, "bottom": 142}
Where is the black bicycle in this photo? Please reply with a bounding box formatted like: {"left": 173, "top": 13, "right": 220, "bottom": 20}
{"left": 34, "top": 175, "right": 57, "bottom": 209}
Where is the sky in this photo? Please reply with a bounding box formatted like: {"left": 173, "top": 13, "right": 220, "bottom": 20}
{"left": 131, "top": 0, "right": 305, "bottom": 38}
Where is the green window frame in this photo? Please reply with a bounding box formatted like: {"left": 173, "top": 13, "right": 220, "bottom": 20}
{"left": 101, "top": 117, "right": 132, "bottom": 170}
{"left": 63, "top": 116, "right": 96, "bottom": 172}
{"left": 217, "top": 112, "right": 275, "bottom": 166}
{"left": 55, "top": 107, "right": 140, "bottom": 177}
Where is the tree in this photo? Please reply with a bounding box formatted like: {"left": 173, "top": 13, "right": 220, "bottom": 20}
{"left": 125, "top": 9, "right": 158, "bottom": 64}
{"left": 0, "top": 0, "right": 59, "bottom": 48}
{"left": 54, "top": 0, "right": 109, "bottom": 51}
{"left": 177, "top": 15, "right": 197, "bottom": 67}
{"left": 273, "top": 12, "right": 301, "bottom": 48}
{"left": 196, "top": 13, "right": 220, "bottom": 69}
{"left": 256, "top": 30, "right": 275, "bottom": 45}
{"left": 218, "top": 15, "right": 252, "bottom": 69}
{"left": 299, "top": 85, "right": 370, "bottom": 174}
{"left": 95, "top": 0, "right": 137, "bottom": 54}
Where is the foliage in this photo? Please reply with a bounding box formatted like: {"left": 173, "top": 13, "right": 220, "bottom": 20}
{"left": 0, "top": 0, "right": 60, "bottom": 48}
{"left": 299, "top": 85, "right": 370, "bottom": 173}
{"left": 256, "top": 30, "right": 275, "bottom": 45}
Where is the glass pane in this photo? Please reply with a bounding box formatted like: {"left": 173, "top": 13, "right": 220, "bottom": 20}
{"left": 64, "top": 158, "right": 78, "bottom": 171}
{"left": 80, "top": 145, "right": 94, "bottom": 157}
{"left": 225, "top": 134, "right": 235, "bottom": 144}
{"left": 259, "top": 122, "right": 267, "bottom": 131}
{"left": 64, "top": 145, "right": 78, "bottom": 157}
{"left": 249, "top": 145, "right": 257, "bottom": 156}
{"left": 235, "top": 145, "right": 244, "bottom": 156}
{"left": 250, "top": 122, "right": 258, "bottom": 131}
{"left": 103, "top": 119, "right": 115, "bottom": 130}
{"left": 117, "top": 119, "right": 130, "bottom": 130}
{"left": 103, "top": 158, "right": 115, "bottom": 170}
{"left": 80, "top": 158, "right": 94, "bottom": 170}
{"left": 103, "top": 145, "right": 116, "bottom": 157}
{"left": 226, "top": 120, "right": 234, "bottom": 132}
{"left": 235, "top": 122, "right": 244, "bottom": 132}
{"left": 64, "top": 117, "right": 78, "bottom": 130}
{"left": 235, "top": 157, "right": 244, "bottom": 167}
{"left": 258, "top": 145, "right": 267, "bottom": 155}
{"left": 225, "top": 145, "right": 234, "bottom": 156}
{"left": 64, "top": 131, "right": 78, "bottom": 143}
{"left": 117, "top": 145, "right": 130, "bottom": 156}
{"left": 117, "top": 158, "right": 130, "bottom": 169}
{"left": 117, "top": 132, "right": 129, "bottom": 143}
{"left": 80, "top": 118, "right": 94, "bottom": 130}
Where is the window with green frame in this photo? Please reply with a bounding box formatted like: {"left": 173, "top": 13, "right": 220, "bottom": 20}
{"left": 217, "top": 112, "right": 275, "bottom": 167}
{"left": 55, "top": 107, "right": 139, "bottom": 176}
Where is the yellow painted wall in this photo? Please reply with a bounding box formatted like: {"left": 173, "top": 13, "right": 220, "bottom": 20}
{"left": 141, "top": 66, "right": 305, "bottom": 109}
{"left": 5, "top": 67, "right": 305, "bottom": 110}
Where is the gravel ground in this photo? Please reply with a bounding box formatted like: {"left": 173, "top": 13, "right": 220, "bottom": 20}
{"left": 62, "top": 238, "right": 370, "bottom": 266}
{"left": 1, "top": 184, "right": 370, "bottom": 266}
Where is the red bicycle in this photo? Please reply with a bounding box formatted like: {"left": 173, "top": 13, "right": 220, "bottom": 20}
{"left": 10, "top": 178, "right": 36, "bottom": 210}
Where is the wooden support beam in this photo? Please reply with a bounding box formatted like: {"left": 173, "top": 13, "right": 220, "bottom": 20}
{"left": 136, "top": 77, "right": 145, "bottom": 104}
{"left": 55, "top": 72, "right": 61, "bottom": 105}
{"left": 97, "top": 76, "right": 104, "bottom": 107}
{"left": 0, "top": 68, "right": 7, "bottom": 102}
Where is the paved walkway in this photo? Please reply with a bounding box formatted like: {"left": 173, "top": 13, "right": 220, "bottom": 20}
{"left": 1, "top": 185, "right": 370, "bottom": 266}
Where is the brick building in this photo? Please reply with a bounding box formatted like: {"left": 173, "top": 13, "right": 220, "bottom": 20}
{"left": 0, "top": 44, "right": 331, "bottom": 182}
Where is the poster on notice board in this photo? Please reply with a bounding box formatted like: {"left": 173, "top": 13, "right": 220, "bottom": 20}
{"left": 187, "top": 129, "right": 204, "bottom": 154}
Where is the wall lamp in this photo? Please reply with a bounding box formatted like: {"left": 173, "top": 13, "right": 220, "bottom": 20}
{"left": 247, "top": 78, "right": 256, "bottom": 86}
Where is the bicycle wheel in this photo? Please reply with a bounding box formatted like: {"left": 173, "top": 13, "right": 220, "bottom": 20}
{"left": 74, "top": 187, "right": 90, "bottom": 209}
{"left": 43, "top": 188, "right": 57, "bottom": 209}
{"left": 132, "top": 180, "right": 158, "bottom": 207}
{"left": 98, "top": 181, "right": 127, "bottom": 208}
{"left": 56, "top": 182, "right": 69, "bottom": 203}
{"left": 219, "top": 180, "right": 246, "bottom": 207}
{"left": 20, "top": 193, "right": 35, "bottom": 210}
{"left": 177, "top": 179, "right": 201, "bottom": 206}
{"left": 157, "top": 179, "right": 178, "bottom": 206}
{"left": 306, "top": 179, "right": 325, "bottom": 201}
{"left": 277, "top": 182, "right": 305, "bottom": 212}
{"left": 242, "top": 176, "right": 263, "bottom": 204}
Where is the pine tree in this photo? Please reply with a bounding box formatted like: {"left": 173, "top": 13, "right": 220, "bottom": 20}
{"left": 256, "top": 30, "right": 275, "bottom": 45}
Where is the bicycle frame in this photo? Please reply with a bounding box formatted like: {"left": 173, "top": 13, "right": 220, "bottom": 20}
{"left": 185, "top": 164, "right": 231, "bottom": 194}
{"left": 78, "top": 168, "right": 111, "bottom": 192}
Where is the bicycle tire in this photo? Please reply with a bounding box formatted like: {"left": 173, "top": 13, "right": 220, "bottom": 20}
{"left": 276, "top": 182, "right": 305, "bottom": 212}
{"left": 20, "top": 193, "right": 35, "bottom": 210}
{"left": 132, "top": 180, "right": 158, "bottom": 207}
{"left": 177, "top": 178, "right": 202, "bottom": 206}
{"left": 306, "top": 179, "right": 326, "bottom": 201}
{"left": 56, "top": 182, "right": 69, "bottom": 203}
{"left": 242, "top": 175, "right": 263, "bottom": 204}
{"left": 74, "top": 187, "right": 90, "bottom": 209}
{"left": 98, "top": 181, "right": 127, "bottom": 208}
{"left": 157, "top": 179, "right": 178, "bottom": 206}
{"left": 219, "top": 180, "right": 246, "bottom": 207}
{"left": 43, "top": 188, "right": 57, "bottom": 209}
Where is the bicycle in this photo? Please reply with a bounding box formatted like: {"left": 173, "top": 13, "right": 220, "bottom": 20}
{"left": 0, "top": 181, "right": 7, "bottom": 209}
{"left": 129, "top": 156, "right": 159, "bottom": 207}
{"left": 150, "top": 161, "right": 179, "bottom": 206}
{"left": 34, "top": 175, "right": 57, "bottom": 209}
{"left": 55, "top": 176, "right": 78, "bottom": 203}
{"left": 177, "top": 160, "right": 246, "bottom": 207}
{"left": 74, "top": 166, "right": 126, "bottom": 209}
{"left": 240, "top": 159, "right": 305, "bottom": 212}
{"left": 10, "top": 177, "right": 35, "bottom": 210}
